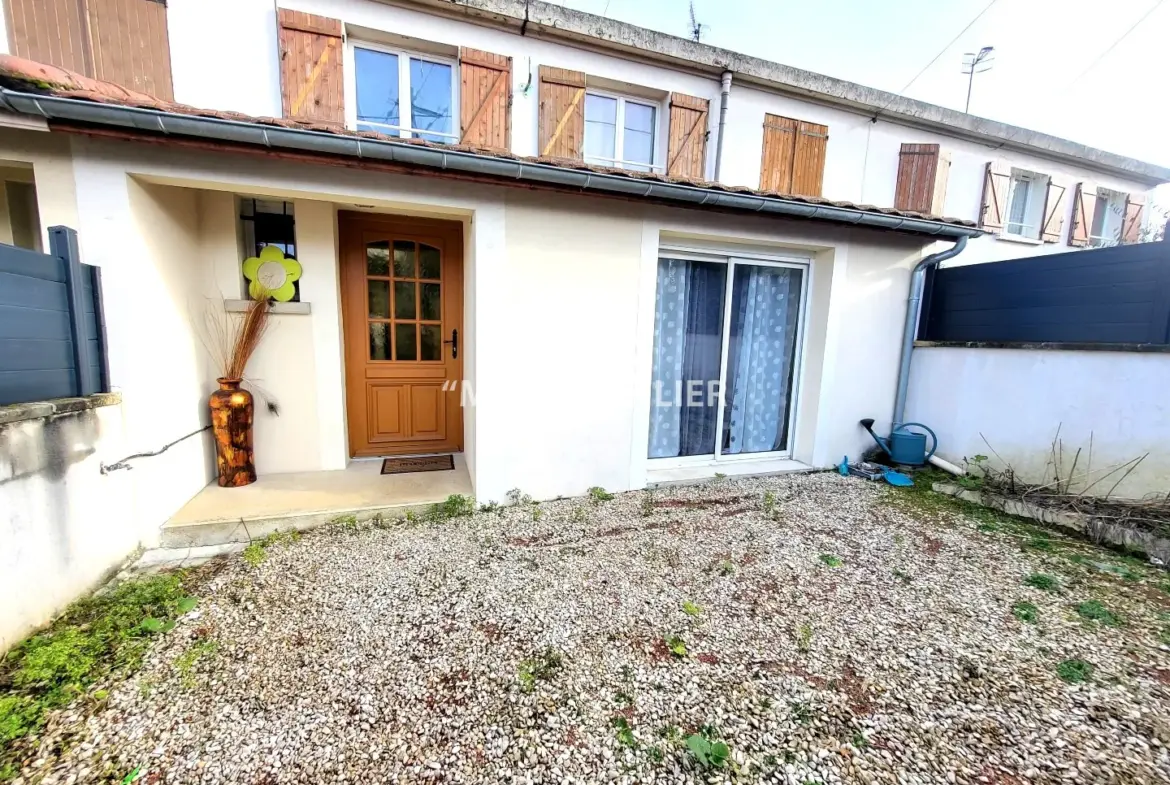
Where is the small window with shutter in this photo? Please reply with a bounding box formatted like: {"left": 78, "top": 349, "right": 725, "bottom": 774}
{"left": 894, "top": 144, "right": 950, "bottom": 215}
{"left": 759, "top": 114, "right": 828, "bottom": 197}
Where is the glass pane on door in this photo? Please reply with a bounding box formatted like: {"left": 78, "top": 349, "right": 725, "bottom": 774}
{"left": 647, "top": 258, "right": 725, "bottom": 458}
{"left": 721, "top": 264, "right": 803, "bottom": 455}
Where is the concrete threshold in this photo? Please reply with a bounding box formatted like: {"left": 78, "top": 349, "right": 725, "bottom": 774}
{"left": 161, "top": 457, "right": 472, "bottom": 548}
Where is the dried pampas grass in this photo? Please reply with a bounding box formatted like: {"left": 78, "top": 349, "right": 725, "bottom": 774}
{"left": 202, "top": 293, "right": 274, "bottom": 381}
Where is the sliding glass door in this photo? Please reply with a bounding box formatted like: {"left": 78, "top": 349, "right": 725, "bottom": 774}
{"left": 648, "top": 253, "right": 806, "bottom": 463}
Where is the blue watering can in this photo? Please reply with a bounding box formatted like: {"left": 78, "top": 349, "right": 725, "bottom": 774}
{"left": 859, "top": 418, "right": 938, "bottom": 467}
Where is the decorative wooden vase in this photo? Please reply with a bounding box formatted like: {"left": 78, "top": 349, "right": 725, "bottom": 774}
{"left": 209, "top": 378, "right": 256, "bottom": 487}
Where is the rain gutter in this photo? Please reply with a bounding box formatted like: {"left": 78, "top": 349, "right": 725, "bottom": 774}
{"left": 0, "top": 89, "right": 983, "bottom": 239}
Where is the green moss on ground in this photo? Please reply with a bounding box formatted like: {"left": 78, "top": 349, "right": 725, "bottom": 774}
{"left": 0, "top": 573, "right": 199, "bottom": 781}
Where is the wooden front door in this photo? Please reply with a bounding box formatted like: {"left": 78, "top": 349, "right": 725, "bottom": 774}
{"left": 340, "top": 213, "right": 464, "bottom": 457}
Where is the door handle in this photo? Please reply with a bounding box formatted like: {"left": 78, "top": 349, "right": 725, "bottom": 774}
{"left": 443, "top": 328, "right": 458, "bottom": 359}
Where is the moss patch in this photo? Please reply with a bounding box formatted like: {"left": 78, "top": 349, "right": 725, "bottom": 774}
{"left": 0, "top": 573, "right": 199, "bottom": 780}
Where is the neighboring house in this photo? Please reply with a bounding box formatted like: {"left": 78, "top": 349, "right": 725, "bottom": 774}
{"left": 0, "top": 0, "right": 1167, "bottom": 525}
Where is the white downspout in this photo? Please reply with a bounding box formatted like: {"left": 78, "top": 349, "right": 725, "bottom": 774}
{"left": 712, "top": 70, "right": 732, "bottom": 182}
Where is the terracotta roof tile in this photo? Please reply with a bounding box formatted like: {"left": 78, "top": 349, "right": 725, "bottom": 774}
{"left": 0, "top": 54, "right": 976, "bottom": 229}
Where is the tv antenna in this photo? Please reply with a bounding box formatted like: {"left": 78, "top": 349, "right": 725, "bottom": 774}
{"left": 688, "top": 1, "right": 707, "bottom": 42}
{"left": 961, "top": 46, "right": 995, "bottom": 113}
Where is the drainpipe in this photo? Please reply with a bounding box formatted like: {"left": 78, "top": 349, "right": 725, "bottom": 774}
{"left": 891, "top": 236, "right": 968, "bottom": 429}
{"left": 712, "top": 70, "right": 733, "bottom": 182}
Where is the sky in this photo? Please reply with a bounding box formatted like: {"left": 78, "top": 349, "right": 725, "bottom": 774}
{"left": 546, "top": 0, "right": 1170, "bottom": 169}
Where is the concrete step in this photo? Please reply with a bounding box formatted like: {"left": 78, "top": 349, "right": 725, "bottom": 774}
{"left": 159, "top": 501, "right": 436, "bottom": 549}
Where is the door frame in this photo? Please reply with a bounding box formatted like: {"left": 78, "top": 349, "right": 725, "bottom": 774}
{"left": 338, "top": 211, "right": 465, "bottom": 458}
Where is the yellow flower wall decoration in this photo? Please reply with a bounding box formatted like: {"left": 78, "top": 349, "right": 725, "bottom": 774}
{"left": 242, "top": 245, "right": 302, "bottom": 302}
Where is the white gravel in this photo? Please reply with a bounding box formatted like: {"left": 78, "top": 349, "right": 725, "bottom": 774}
{"left": 18, "top": 472, "right": 1170, "bottom": 784}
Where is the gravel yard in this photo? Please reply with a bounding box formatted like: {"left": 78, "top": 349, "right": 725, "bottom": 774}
{"left": 14, "top": 472, "right": 1170, "bottom": 784}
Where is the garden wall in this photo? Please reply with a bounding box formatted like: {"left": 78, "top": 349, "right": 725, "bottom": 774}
{"left": 0, "top": 394, "right": 141, "bottom": 653}
{"left": 905, "top": 345, "right": 1170, "bottom": 500}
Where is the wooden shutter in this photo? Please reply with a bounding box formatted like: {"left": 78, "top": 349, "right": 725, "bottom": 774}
{"left": 979, "top": 160, "right": 1011, "bottom": 232}
{"left": 459, "top": 48, "right": 511, "bottom": 150}
{"left": 894, "top": 144, "right": 940, "bottom": 213}
{"left": 1121, "top": 193, "right": 1147, "bottom": 245}
{"left": 278, "top": 9, "right": 344, "bottom": 126}
{"left": 791, "top": 120, "right": 828, "bottom": 197}
{"left": 5, "top": 0, "right": 173, "bottom": 99}
{"left": 665, "top": 93, "right": 708, "bottom": 179}
{"left": 1039, "top": 178, "right": 1068, "bottom": 243}
{"left": 759, "top": 115, "right": 797, "bottom": 193}
{"left": 538, "top": 66, "right": 586, "bottom": 159}
{"left": 1068, "top": 182, "right": 1099, "bottom": 247}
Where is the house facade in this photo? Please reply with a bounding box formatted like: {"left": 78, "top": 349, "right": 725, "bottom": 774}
{"left": 0, "top": 0, "right": 1167, "bottom": 534}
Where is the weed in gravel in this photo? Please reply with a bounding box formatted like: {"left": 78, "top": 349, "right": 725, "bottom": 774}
{"left": 682, "top": 600, "right": 702, "bottom": 617}
{"left": 570, "top": 506, "right": 589, "bottom": 524}
{"left": 517, "top": 647, "right": 563, "bottom": 692}
{"left": 1160, "top": 627, "right": 1170, "bottom": 646}
{"left": 611, "top": 716, "right": 638, "bottom": 748}
{"left": 717, "top": 559, "right": 735, "bottom": 576}
{"left": 851, "top": 732, "right": 869, "bottom": 749}
{"left": 175, "top": 640, "right": 218, "bottom": 688}
{"left": 762, "top": 491, "right": 777, "bottom": 515}
{"left": 819, "top": 554, "right": 843, "bottom": 567}
{"left": 795, "top": 623, "right": 813, "bottom": 653}
{"left": 665, "top": 635, "right": 688, "bottom": 658}
{"left": 404, "top": 510, "right": 418, "bottom": 523}
{"left": 531, "top": 506, "right": 545, "bottom": 522}
{"left": 1025, "top": 536, "right": 1056, "bottom": 552}
{"left": 1056, "top": 658, "right": 1094, "bottom": 683}
{"left": 243, "top": 529, "right": 301, "bottom": 566}
{"left": 640, "top": 493, "right": 656, "bottom": 517}
{"left": 790, "top": 701, "right": 814, "bottom": 724}
{"left": 647, "top": 745, "right": 664, "bottom": 763}
{"left": 1076, "top": 600, "right": 1123, "bottom": 627}
{"left": 1012, "top": 601, "right": 1040, "bottom": 623}
{"left": 506, "top": 488, "right": 533, "bottom": 506}
{"left": 0, "top": 573, "right": 197, "bottom": 777}
{"left": 1025, "top": 573, "right": 1060, "bottom": 592}
{"left": 430, "top": 494, "right": 476, "bottom": 520}
{"left": 657, "top": 724, "right": 681, "bottom": 741}
{"left": 588, "top": 486, "right": 615, "bottom": 503}
{"left": 978, "top": 522, "right": 1000, "bottom": 533}
{"left": 713, "top": 472, "right": 727, "bottom": 482}
{"left": 242, "top": 542, "right": 266, "bottom": 567}
{"left": 615, "top": 691, "right": 634, "bottom": 707}
{"left": 892, "top": 569, "right": 913, "bottom": 584}
{"left": 479, "top": 501, "right": 501, "bottom": 514}
{"left": 686, "top": 728, "right": 729, "bottom": 769}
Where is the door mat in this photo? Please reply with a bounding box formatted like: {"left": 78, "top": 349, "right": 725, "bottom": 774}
{"left": 381, "top": 455, "right": 455, "bottom": 475}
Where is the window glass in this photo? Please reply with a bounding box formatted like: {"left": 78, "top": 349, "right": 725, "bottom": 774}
{"left": 623, "top": 102, "right": 655, "bottom": 171}
{"left": 409, "top": 58, "right": 454, "bottom": 143}
{"left": 584, "top": 94, "right": 618, "bottom": 165}
{"left": 239, "top": 199, "right": 298, "bottom": 301}
{"left": 1006, "top": 176, "right": 1031, "bottom": 236}
{"left": 355, "top": 48, "right": 400, "bottom": 134}
{"left": 1092, "top": 189, "right": 1126, "bottom": 247}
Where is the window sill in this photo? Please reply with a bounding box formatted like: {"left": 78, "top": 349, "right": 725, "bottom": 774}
{"left": 996, "top": 232, "right": 1044, "bottom": 246}
{"left": 646, "top": 457, "right": 812, "bottom": 487}
{"left": 225, "top": 299, "right": 311, "bottom": 315}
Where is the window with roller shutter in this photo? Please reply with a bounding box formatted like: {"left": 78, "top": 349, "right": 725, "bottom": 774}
{"left": 759, "top": 114, "right": 828, "bottom": 197}
{"left": 4, "top": 0, "right": 173, "bottom": 99}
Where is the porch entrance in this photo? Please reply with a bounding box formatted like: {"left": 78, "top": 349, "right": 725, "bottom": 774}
{"left": 339, "top": 213, "right": 464, "bottom": 458}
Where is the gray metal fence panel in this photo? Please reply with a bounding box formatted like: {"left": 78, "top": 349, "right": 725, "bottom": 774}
{"left": 0, "top": 226, "right": 109, "bottom": 405}
{"left": 920, "top": 241, "right": 1170, "bottom": 345}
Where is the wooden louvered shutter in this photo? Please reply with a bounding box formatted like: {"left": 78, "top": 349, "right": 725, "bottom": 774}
{"left": 791, "top": 120, "right": 828, "bottom": 197}
{"left": 6, "top": 0, "right": 173, "bottom": 99}
{"left": 759, "top": 115, "right": 797, "bottom": 193}
{"left": 278, "top": 9, "right": 344, "bottom": 126}
{"left": 665, "top": 93, "right": 708, "bottom": 179}
{"left": 895, "top": 144, "right": 939, "bottom": 213}
{"left": 979, "top": 160, "right": 1012, "bottom": 232}
{"left": 1068, "top": 182, "right": 1099, "bottom": 247}
{"left": 538, "top": 66, "right": 586, "bottom": 159}
{"left": 1121, "top": 193, "right": 1146, "bottom": 245}
{"left": 459, "top": 48, "right": 511, "bottom": 150}
{"left": 1039, "top": 178, "right": 1068, "bottom": 243}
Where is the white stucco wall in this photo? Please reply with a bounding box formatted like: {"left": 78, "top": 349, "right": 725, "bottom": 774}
{"left": 905, "top": 347, "right": 1170, "bottom": 499}
{"left": 162, "top": 0, "right": 1155, "bottom": 267}
{"left": 0, "top": 128, "right": 947, "bottom": 508}
{"left": 1, "top": 400, "right": 134, "bottom": 653}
